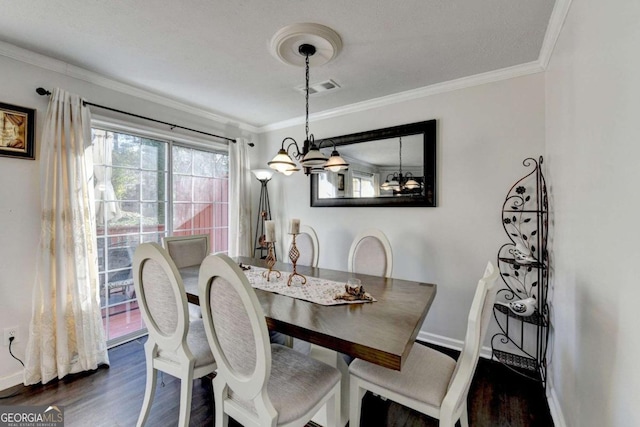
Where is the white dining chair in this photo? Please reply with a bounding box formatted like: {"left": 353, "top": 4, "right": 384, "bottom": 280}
{"left": 306, "top": 228, "right": 393, "bottom": 423}
{"left": 349, "top": 262, "right": 500, "bottom": 427}
{"left": 162, "top": 234, "right": 210, "bottom": 268}
{"left": 289, "top": 224, "right": 320, "bottom": 268}
{"left": 198, "top": 253, "right": 342, "bottom": 427}
{"left": 348, "top": 228, "right": 393, "bottom": 278}
{"left": 162, "top": 234, "right": 210, "bottom": 320}
{"left": 132, "top": 242, "right": 216, "bottom": 427}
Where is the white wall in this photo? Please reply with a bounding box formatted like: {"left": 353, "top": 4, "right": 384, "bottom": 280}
{"left": 0, "top": 53, "right": 256, "bottom": 389}
{"left": 257, "top": 73, "right": 546, "bottom": 346}
{"left": 545, "top": 0, "right": 640, "bottom": 426}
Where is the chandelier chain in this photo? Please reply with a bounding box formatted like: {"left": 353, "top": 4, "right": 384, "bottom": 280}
{"left": 305, "top": 52, "right": 310, "bottom": 142}
{"left": 399, "top": 137, "right": 403, "bottom": 175}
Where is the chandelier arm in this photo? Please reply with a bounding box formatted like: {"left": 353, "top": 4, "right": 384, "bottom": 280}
{"left": 316, "top": 138, "right": 335, "bottom": 151}
{"left": 282, "top": 137, "right": 304, "bottom": 159}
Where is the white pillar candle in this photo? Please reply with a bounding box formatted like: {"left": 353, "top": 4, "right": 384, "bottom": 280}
{"left": 289, "top": 218, "right": 300, "bottom": 234}
{"left": 265, "top": 220, "right": 276, "bottom": 242}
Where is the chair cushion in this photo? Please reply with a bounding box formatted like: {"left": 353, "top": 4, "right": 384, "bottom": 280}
{"left": 186, "top": 319, "right": 216, "bottom": 368}
{"left": 142, "top": 259, "right": 179, "bottom": 336}
{"left": 157, "top": 319, "right": 215, "bottom": 368}
{"left": 353, "top": 237, "right": 387, "bottom": 277}
{"left": 230, "top": 344, "right": 341, "bottom": 425}
{"left": 166, "top": 238, "right": 207, "bottom": 268}
{"left": 349, "top": 343, "right": 456, "bottom": 408}
{"left": 211, "top": 277, "right": 258, "bottom": 377}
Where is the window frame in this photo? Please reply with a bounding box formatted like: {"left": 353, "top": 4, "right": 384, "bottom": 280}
{"left": 92, "top": 115, "right": 230, "bottom": 347}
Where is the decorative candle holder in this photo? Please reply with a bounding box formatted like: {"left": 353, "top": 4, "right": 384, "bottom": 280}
{"left": 262, "top": 242, "right": 281, "bottom": 282}
{"left": 287, "top": 233, "right": 307, "bottom": 286}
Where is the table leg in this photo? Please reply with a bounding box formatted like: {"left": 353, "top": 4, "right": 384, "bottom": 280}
{"left": 309, "top": 345, "right": 350, "bottom": 427}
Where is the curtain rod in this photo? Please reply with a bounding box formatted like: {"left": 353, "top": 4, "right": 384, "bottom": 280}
{"left": 35, "top": 87, "right": 254, "bottom": 146}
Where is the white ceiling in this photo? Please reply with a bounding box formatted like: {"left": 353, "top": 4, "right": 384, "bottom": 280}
{"left": 0, "top": 0, "right": 556, "bottom": 129}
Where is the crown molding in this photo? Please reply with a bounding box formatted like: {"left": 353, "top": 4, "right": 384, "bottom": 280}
{"left": 0, "top": 40, "right": 259, "bottom": 134}
{"left": 538, "top": 0, "right": 573, "bottom": 69}
{"left": 260, "top": 60, "right": 545, "bottom": 133}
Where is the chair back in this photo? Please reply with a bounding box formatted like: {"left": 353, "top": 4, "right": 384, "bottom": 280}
{"left": 162, "top": 234, "right": 210, "bottom": 269}
{"left": 441, "top": 261, "right": 500, "bottom": 417}
{"left": 348, "top": 228, "right": 393, "bottom": 277}
{"left": 199, "top": 254, "right": 272, "bottom": 403}
{"left": 292, "top": 225, "right": 320, "bottom": 268}
{"left": 133, "top": 243, "right": 189, "bottom": 353}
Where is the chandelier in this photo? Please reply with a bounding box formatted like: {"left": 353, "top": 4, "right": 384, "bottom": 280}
{"left": 380, "top": 137, "right": 421, "bottom": 193}
{"left": 267, "top": 24, "right": 348, "bottom": 175}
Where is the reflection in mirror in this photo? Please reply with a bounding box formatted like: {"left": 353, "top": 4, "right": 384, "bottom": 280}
{"left": 311, "top": 120, "right": 436, "bottom": 207}
{"left": 316, "top": 134, "right": 424, "bottom": 199}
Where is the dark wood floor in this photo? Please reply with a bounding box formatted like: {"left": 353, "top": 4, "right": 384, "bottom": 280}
{"left": 1, "top": 338, "right": 553, "bottom": 426}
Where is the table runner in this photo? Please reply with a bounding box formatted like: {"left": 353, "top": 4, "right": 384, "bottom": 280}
{"left": 244, "top": 266, "right": 376, "bottom": 306}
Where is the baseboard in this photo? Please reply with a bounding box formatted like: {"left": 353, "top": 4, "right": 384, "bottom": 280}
{"left": 416, "top": 331, "right": 493, "bottom": 359}
{"left": 0, "top": 370, "right": 23, "bottom": 392}
{"left": 546, "top": 376, "right": 568, "bottom": 427}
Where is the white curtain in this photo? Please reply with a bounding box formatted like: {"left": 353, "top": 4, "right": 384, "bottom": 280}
{"left": 93, "top": 132, "right": 120, "bottom": 225}
{"left": 228, "top": 137, "right": 252, "bottom": 257}
{"left": 24, "top": 88, "right": 109, "bottom": 385}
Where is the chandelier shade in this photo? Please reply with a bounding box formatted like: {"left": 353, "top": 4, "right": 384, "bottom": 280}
{"left": 404, "top": 178, "right": 420, "bottom": 189}
{"left": 267, "top": 148, "right": 296, "bottom": 173}
{"left": 324, "top": 148, "right": 349, "bottom": 172}
{"left": 300, "top": 144, "right": 328, "bottom": 167}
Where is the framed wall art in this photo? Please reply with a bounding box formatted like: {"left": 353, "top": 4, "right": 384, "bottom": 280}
{"left": 337, "top": 173, "right": 345, "bottom": 191}
{"left": 0, "top": 102, "right": 35, "bottom": 160}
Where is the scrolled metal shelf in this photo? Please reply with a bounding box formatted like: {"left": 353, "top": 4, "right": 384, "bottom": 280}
{"left": 492, "top": 349, "right": 538, "bottom": 372}
{"left": 492, "top": 155, "right": 549, "bottom": 387}
{"left": 498, "top": 256, "right": 545, "bottom": 269}
{"left": 493, "top": 303, "right": 546, "bottom": 326}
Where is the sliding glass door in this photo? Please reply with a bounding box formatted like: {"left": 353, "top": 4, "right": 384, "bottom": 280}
{"left": 92, "top": 127, "right": 228, "bottom": 346}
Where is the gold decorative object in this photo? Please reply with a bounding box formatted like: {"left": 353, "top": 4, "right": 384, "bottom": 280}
{"left": 262, "top": 242, "right": 281, "bottom": 282}
{"left": 287, "top": 233, "right": 307, "bottom": 286}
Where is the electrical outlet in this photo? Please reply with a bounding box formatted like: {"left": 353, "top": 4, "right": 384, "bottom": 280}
{"left": 4, "top": 326, "right": 19, "bottom": 346}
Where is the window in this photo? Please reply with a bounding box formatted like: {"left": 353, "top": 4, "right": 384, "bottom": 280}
{"left": 92, "top": 126, "right": 228, "bottom": 346}
{"left": 352, "top": 172, "right": 375, "bottom": 198}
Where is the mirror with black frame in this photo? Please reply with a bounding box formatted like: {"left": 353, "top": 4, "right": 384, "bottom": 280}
{"left": 310, "top": 120, "right": 436, "bottom": 207}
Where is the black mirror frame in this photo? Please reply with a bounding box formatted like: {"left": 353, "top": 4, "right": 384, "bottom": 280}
{"left": 310, "top": 119, "right": 436, "bottom": 207}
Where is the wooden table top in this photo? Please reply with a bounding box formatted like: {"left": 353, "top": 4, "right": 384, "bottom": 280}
{"left": 182, "top": 256, "right": 437, "bottom": 371}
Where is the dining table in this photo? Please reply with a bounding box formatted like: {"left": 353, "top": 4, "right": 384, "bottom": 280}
{"left": 179, "top": 255, "right": 437, "bottom": 426}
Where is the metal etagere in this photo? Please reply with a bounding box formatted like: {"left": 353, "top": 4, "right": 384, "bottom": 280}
{"left": 492, "top": 156, "right": 550, "bottom": 386}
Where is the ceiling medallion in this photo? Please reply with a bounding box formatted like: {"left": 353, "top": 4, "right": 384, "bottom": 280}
{"left": 270, "top": 23, "right": 343, "bottom": 67}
